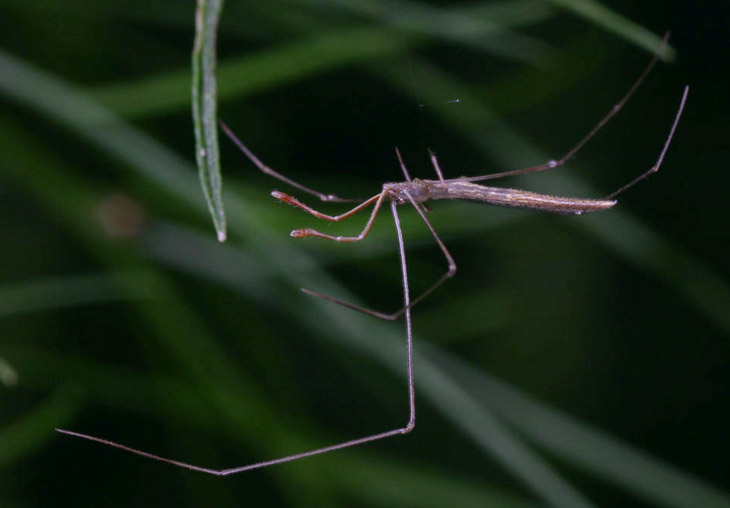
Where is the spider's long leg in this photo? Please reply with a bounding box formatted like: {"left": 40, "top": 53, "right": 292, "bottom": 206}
{"left": 220, "top": 121, "right": 359, "bottom": 203}
{"left": 452, "top": 32, "right": 671, "bottom": 184}
{"left": 55, "top": 201, "right": 416, "bottom": 475}
{"left": 302, "top": 190, "right": 456, "bottom": 321}
{"left": 392, "top": 201, "right": 417, "bottom": 433}
{"left": 55, "top": 221, "right": 416, "bottom": 475}
{"left": 605, "top": 85, "right": 688, "bottom": 199}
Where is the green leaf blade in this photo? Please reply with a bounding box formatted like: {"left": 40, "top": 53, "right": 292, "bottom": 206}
{"left": 192, "top": 0, "right": 227, "bottom": 241}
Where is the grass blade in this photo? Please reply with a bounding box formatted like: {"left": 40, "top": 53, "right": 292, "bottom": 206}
{"left": 192, "top": 0, "right": 227, "bottom": 241}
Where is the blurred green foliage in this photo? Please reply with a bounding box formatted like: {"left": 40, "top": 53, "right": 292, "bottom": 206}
{"left": 0, "top": 1, "right": 728, "bottom": 507}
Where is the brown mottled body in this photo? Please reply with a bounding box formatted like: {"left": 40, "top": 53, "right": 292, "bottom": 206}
{"left": 384, "top": 179, "right": 616, "bottom": 214}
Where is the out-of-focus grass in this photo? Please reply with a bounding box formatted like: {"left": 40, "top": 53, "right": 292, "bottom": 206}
{"left": 434, "top": 351, "right": 730, "bottom": 508}
{"left": 546, "top": 0, "right": 675, "bottom": 58}
{"left": 0, "top": 356, "right": 18, "bottom": 387}
{"left": 0, "top": 1, "right": 727, "bottom": 508}
{"left": 0, "top": 273, "right": 145, "bottom": 318}
{"left": 0, "top": 387, "right": 82, "bottom": 468}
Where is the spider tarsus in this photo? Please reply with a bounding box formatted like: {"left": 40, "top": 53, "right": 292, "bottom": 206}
{"left": 272, "top": 191, "right": 306, "bottom": 210}
{"left": 271, "top": 190, "right": 292, "bottom": 202}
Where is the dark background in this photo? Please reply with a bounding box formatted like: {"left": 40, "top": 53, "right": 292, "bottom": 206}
{"left": 1, "top": 1, "right": 728, "bottom": 507}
